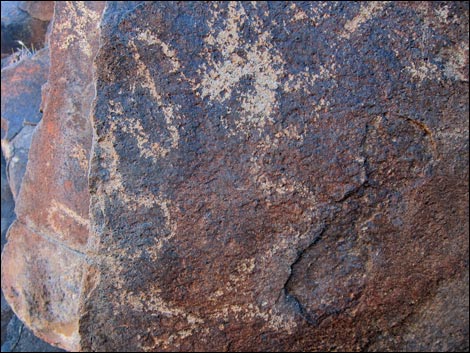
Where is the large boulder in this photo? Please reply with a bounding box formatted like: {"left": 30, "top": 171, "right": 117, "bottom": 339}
{"left": 1, "top": 1, "right": 468, "bottom": 352}
{"left": 81, "top": 1, "right": 469, "bottom": 351}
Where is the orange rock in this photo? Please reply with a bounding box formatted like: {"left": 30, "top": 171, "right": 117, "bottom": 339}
{"left": 1, "top": 2, "right": 105, "bottom": 350}
{"left": 1, "top": 222, "right": 86, "bottom": 351}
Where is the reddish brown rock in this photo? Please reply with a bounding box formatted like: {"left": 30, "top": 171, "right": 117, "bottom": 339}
{"left": 12, "top": 1, "right": 104, "bottom": 251}
{"left": 1, "top": 1, "right": 468, "bottom": 352}
{"left": 369, "top": 271, "right": 469, "bottom": 351}
{"left": 19, "top": 1, "right": 54, "bottom": 22}
{"left": 1, "top": 2, "right": 105, "bottom": 351}
{"left": 81, "top": 1, "right": 468, "bottom": 351}
{"left": 1, "top": 27, "right": 49, "bottom": 352}
{"left": 1, "top": 222, "right": 86, "bottom": 350}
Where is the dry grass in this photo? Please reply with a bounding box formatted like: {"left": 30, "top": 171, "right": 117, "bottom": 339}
{"left": 8, "top": 40, "right": 36, "bottom": 65}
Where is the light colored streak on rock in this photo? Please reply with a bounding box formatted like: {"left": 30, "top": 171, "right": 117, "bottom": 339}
{"left": 341, "top": 2, "right": 389, "bottom": 39}
{"left": 128, "top": 40, "right": 180, "bottom": 149}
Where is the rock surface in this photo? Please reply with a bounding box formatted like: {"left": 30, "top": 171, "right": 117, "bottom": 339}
{"left": 1, "top": 315, "right": 65, "bottom": 353}
{"left": 1, "top": 10, "right": 50, "bottom": 352}
{"left": 82, "top": 1, "right": 469, "bottom": 351}
{"left": 1, "top": 1, "right": 50, "bottom": 59}
{"left": 1, "top": 1, "right": 469, "bottom": 352}
{"left": 1, "top": 151, "right": 15, "bottom": 346}
{"left": 18, "top": 1, "right": 54, "bottom": 23}
{"left": 1, "top": 2, "right": 105, "bottom": 351}
{"left": 1, "top": 47, "right": 49, "bottom": 199}
{"left": 1, "top": 3, "right": 53, "bottom": 352}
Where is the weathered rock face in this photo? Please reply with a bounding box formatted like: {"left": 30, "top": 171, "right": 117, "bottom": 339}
{"left": 1, "top": 7, "right": 50, "bottom": 350}
{"left": 1, "top": 2, "right": 105, "bottom": 351}
{"left": 81, "top": 1, "right": 469, "bottom": 351}
{"left": 1, "top": 1, "right": 468, "bottom": 352}
{"left": 18, "top": 1, "right": 54, "bottom": 23}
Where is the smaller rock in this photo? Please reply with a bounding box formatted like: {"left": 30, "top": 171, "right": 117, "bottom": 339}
{"left": 1, "top": 294, "right": 13, "bottom": 347}
{"left": 1, "top": 150, "right": 15, "bottom": 346}
{"left": 1, "top": 47, "right": 49, "bottom": 199}
{"left": 0, "top": 151, "right": 14, "bottom": 250}
{"left": 1, "top": 3, "right": 106, "bottom": 351}
{"left": 1, "top": 47, "right": 49, "bottom": 139}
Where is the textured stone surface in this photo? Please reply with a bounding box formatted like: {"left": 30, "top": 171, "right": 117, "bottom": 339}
{"left": 1, "top": 47, "right": 48, "bottom": 140}
{"left": 19, "top": 1, "right": 54, "bottom": 22}
{"left": 2, "top": 223, "right": 85, "bottom": 351}
{"left": 1, "top": 27, "right": 49, "bottom": 353}
{"left": 0, "top": 151, "right": 14, "bottom": 264}
{"left": 1, "top": 151, "right": 15, "bottom": 346}
{"left": 369, "top": 271, "right": 469, "bottom": 352}
{"left": 81, "top": 1, "right": 469, "bottom": 352}
{"left": 1, "top": 2, "right": 105, "bottom": 351}
{"left": 1, "top": 1, "right": 468, "bottom": 352}
{"left": 1, "top": 44, "right": 49, "bottom": 353}
{"left": 1, "top": 47, "right": 49, "bottom": 199}
{"left": 1, "top": 315, "right": 65, "bottom": 352}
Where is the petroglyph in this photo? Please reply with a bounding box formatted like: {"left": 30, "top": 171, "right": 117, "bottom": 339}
{"left": 93, "top": 118, "right": 177, "bottom": 251}
{"left": 128, "top": 39, "right": 180, "bottom": 149}
{"left": 405, "top": 60, "right": 441, "bottom": 82}
{"left": 200, "top": 2, "right": 284, "bottom": 135}
{"left": 137, "top": 29, "right": 181, "bottom": 73}
{"left": 70, "top": 145, "right": 89, "bottom": 171}
{"left": 55, "top": 1, "right": 102, "bottom": 58}
{"left": 440, "top": 41, "right": 469, "bottom": 82}
{"left": 341, "top": 2, "right": 390, "bottom": 39}
{"left": 79, "top": 2, "right": 469, "bottom": 351}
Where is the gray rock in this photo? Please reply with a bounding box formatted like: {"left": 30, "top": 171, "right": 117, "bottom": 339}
{"left": 1, "top": 47, "right": 49, "bottom": 201}
{"left": 1, "top": 151, "right": 15, "bottom": 346}
{"left": 1, "top": 316, "right": 64, "bottom": 352}
{"left": 0, "top": 1, "right": 50, "bottom": 59}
